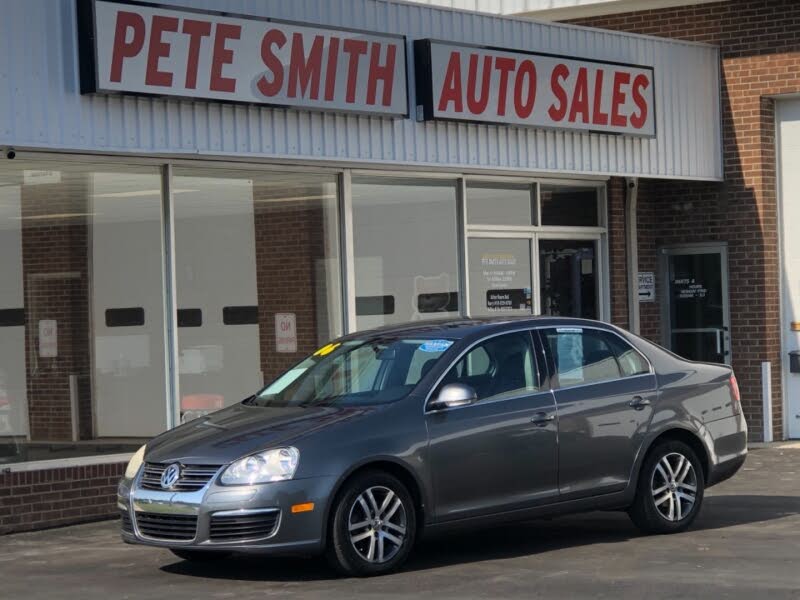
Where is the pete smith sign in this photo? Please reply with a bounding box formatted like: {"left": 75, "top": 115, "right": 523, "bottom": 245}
{"left": 77, "top": 1, "right": 656, "bottom": 136}
{"left": 78, "top": 0, "right": 408, "bottom": 117}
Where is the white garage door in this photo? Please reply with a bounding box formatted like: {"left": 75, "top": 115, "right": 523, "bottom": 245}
{"left": 778, "top": 99, "right": 800, "bottom": 439}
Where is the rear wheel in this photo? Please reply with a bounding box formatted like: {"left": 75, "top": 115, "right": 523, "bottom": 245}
{"left": 169, "top": 548, "right": 232, "bottom": 562}
{"left": 326, "top": 471, "right": 416, "bottom": 577}
{"left": 628, "top": 440, "right": 705, "bottom": 534}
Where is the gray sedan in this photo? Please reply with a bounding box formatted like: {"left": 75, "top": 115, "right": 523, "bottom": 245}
{"left": 118, "top": 317, "right": 747, "bottom": 576}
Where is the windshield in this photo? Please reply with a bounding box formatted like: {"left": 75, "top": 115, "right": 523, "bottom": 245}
{"left": 246, "top": 337, "right": 455, "bottom": 408}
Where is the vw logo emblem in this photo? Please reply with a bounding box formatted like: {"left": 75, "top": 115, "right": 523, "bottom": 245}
{"left": 160, "top": 464, "right": 181, "bottom": 490}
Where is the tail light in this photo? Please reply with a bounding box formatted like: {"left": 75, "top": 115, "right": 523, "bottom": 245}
{"left": 729, "top": 373, "right": 741, "bottom": 415}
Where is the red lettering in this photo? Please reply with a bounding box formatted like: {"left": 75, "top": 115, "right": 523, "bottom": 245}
{"left": 288, "top": 33, "right": 324, "bottom": 99}
{"left": 466, "top": 54, "right": 492, "bottom": 115}
{"left": 547, "top": 64, "right": 569, "bottom": 122}
{"left": 210, "top": 23, "right": 240, "bottom": 93}
{"left": 437, "top": 51, "right": 463, "bottom": 113}
{"left": 343, "top": 39, "right": 368, "bottom": 104}
{"left": 513, "top": 59, "right": 536, "bottom": 119}
{"left": 324, "top": 37, "right": 340, "bottom": 101}
{"left": 630, "top": 73, "right": 650, "bottom": 129}
{"left": 145, "top": 15, "right": 178, "bottom": 87}
{"left": 610, "top": 71, "right": 630, "bottom": 127}
{"left": 591, "top": 69, "right": 609, "bottom": 126}
{"left": 257, "top": 29, "right": 287, "bottom": 97}
{"left": 366, "top": 43, "right": 397, "bottom": 106}
{"left": 494, "top": 57, "right": 516, "bottom": 116}
{"left": 110, "top": 11, "right": 145, "bottom": 83}
{"left": 182, "top": 19, "right": 212, "bottom": 89}
{"left": 568, "top": 67, "right": 589, "bottom": 123}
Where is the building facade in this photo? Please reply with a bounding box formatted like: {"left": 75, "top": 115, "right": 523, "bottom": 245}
{"left": 0, "top": 0, "right": 794, "bottom": 534}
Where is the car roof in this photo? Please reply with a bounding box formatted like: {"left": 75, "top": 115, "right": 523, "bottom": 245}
{"left": 341, "top": 316, "right": 616, "bottom": 342}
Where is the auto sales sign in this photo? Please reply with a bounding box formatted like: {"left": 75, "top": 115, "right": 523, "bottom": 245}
{"left": 414, "top": 40, "right": 655, "bottom": 136}
{"left": 78, "top": 0, "right": 408, "bottom": 117}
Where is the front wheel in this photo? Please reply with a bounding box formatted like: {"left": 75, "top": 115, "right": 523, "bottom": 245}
{"left": 326, "top": 471, "right": 416, "bottom": 577}
{"left": 628, "top": 440, "right": 705, "bottom": 534}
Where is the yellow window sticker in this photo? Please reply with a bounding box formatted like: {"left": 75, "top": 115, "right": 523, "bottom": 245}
{"left": 313, "top": 342, "right": 341, "bottom": 357}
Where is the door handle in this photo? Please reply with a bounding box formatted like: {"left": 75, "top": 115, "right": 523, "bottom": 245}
{"left": 531, "top": 412, "right": 555, "bottom": 426}
{"left": 629, "top": 396, "right": 651, "bottom": 410}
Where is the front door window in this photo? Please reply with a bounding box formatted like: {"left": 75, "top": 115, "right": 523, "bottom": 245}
{"left": 539, "top": 239, "right": 598, "bottom": 319}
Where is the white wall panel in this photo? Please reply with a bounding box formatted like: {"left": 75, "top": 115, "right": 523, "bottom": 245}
{"left": 0, "top": 0, "right": 722, "bottom": 180}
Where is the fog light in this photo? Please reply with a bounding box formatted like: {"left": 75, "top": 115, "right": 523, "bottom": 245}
{"left": 291, "top": 502, "right": 315, "bottom": 514}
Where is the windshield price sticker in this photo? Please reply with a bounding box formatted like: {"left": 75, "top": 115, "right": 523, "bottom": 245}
{"left": 420, "top": 340, "right": 453, "bottom": 353}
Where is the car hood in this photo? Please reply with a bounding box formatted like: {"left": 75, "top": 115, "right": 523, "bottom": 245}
{"left": 144, "top": 402, "right": 370, "bottom": 465}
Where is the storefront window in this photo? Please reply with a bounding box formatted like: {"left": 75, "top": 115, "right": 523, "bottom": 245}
{"left": 467, "top": 182, "right": 535, "bottom": 226}
{"left": 540, "top": 185, "right": 600, "bottom": 227}
{"left": 0, "top": 161, "right": 166, "bottom": 463}
{"left": 352, "top": 177, "right": 460, "bottom": 329}
{"left": 172, "top": 169, "right": 342, "bottom": 422}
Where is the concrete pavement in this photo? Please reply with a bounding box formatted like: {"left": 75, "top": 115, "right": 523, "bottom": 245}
{"left": 1, "top": 447, "right": 799, "bottom": 599}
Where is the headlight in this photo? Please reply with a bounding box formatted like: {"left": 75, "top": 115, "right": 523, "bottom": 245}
{"left": 220, "top": 447, "right": 299, "bottom": 485}
{"left": 125, "top": 444, "right": 146, "bottom": 479}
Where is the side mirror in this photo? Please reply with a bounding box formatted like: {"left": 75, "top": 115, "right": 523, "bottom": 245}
{"left": 428, "top": 383, "right": 477, "bottom": 412}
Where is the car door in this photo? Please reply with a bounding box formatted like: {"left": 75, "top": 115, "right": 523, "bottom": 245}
{"left": 425, "top": 330, "right": 558, "bottom": 522}
{"left": 538, "top": 326, "right": 657, "bottom": 500}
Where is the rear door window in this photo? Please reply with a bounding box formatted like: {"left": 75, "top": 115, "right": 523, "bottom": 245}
{"left": 602, "top": 332, "right": 650, "bottom": 377}
{"left": 542, "top": 328, "right": 621, "bottom": 387}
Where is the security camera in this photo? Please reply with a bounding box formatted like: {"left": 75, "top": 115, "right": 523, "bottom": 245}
{"left": 5, "top": 148, "right": 15, "bottom": 160}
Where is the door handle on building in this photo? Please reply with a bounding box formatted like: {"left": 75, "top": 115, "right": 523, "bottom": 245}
{"left": 629, "top": 396, "right": 651, "bottom": 410}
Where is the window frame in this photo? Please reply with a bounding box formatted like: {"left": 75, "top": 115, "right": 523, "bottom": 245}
{"left": 536, "top": 325, "right": 654, "bottom": 391}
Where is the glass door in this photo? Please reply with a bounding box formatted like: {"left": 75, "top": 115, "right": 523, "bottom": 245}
{"left": 661, "top": 245, "right": 731, "bottom": 364}
{"left": 538, "top": 238, "right": 599, "bottom": 319}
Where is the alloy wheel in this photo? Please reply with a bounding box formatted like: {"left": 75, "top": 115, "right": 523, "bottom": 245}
{"left": 347, "top": 485, "right": 407, "bottom": 564}
{"left": 651, "top": 452, "right": 698, "bottom": 522}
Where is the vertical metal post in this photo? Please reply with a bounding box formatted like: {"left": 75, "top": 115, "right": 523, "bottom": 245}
{"left": 161, "top": 164, "right": 180, "bottom": 429}
{"left": 69, "top": 374, "right": 79, "bottom": 442}
{"left": 340, "top": 170, "right": 357, "bottom": 334}
{"left": 762, "top": 361, "right": 773, "bottom": 443}
{"left": 625, "top": 177, "right": 640, "bottom": 333}
{"left": 456, "top": 177, "right": 469, "bottom": 317}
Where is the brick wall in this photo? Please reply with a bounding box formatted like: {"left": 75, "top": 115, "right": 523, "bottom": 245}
{"left": 21, "top": 175, "right": 92, "bottom": 441}
{"left": 0, "top": 462, "right": 125, "bottom": 535}
{"left": 254, "top": 184, "right": 339, "bottom": 383}
{"left": 570, "top": 0, "right": 800, "bottom": 440}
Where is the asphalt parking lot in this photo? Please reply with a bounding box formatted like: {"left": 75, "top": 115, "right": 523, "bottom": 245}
{"left": 2, "top": 446, "right": 799, "bottom": 600}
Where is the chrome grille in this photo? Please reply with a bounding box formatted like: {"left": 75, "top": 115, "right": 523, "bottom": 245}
{"left": 135, "top": 512, "right": 198, "bottom": 541}
{"left": 139, "top": 463, "right": 220, "bottom": 492}
{"left": 209, "top": 511, "right": 280, "bottom": 542}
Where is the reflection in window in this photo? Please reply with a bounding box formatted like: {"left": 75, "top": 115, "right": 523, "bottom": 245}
{"left": 352, "top": 177, "right": 460, "bottom": 329}
{"left": 0, "top": 161, "right": 166, "bottom": 463}
{"left": 173, "top": 169, "right": 342, "bottom": 422}
{"left": 539, "top": 240, "right": 597, "bottom": 319}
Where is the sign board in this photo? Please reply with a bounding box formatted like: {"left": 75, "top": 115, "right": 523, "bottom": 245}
{"left": 486, "top": 289, "right": 531, "bottom": 311}
{"left": 638, "top": 271, "right": 655, "bottom": 303}
{"left": 38, "top": 320, "right": 58, "bottom": 358}
{"left": 415, "top": 39, "right": 655, "bottom": 136}
{"left": 78, "top": 0, "right": 408, "bottom": 117}
{"left": 275, "top": 313, "right": 297, "bottom": 353}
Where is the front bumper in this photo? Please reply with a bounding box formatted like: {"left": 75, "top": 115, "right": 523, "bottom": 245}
{"left": 118, "top": 470, "right": 336, "bottom": 555}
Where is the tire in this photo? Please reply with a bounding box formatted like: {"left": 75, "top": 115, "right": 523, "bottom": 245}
{"left": 326, "top": 470, "right": 416, "bottom": 577}
{"left": 628, "top": 440, "right": 705, "bottom": 534}
{"left": 169, "top": 548, "right": 232, "bottom": 562}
